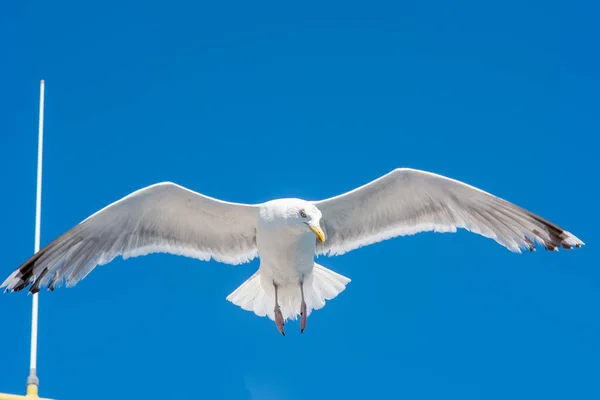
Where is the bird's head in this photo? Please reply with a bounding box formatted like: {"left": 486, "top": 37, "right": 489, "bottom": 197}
{"left": 282, "top": 200, "right": 325, "bottom": 243}
{"left": 297, "top": 204, "right": 325, "bottom": 243}
{"left": 262, "top": 199, "right": 326, "bottom": 243}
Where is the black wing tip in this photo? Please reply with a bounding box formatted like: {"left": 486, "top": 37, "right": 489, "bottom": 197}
{"left": 528, "top": 215, "right": 584, "bottom": 253}
{"left": 544, "top": 233, "right": 584, "bottom": 252}
{"left": 3, "top": 247, "right": 59, "bottom": 294}
{"left": 4, "top": 275, "right": 58, "bottom": 294}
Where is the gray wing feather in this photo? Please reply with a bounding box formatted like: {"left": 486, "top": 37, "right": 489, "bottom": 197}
{"left": 313, "top": 168, "right": 584, "bottom": 257}
{"left": 2, "top": 182, "right": 259, "bottom": 293}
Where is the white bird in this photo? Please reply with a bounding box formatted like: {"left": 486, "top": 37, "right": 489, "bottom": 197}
{"left": 2, "top": 168, "right": 584, "bottom": 335}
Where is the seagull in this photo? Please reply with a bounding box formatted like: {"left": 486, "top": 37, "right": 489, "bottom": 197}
{"left": 2, "top": 168, "right": 584, "bottom": 335}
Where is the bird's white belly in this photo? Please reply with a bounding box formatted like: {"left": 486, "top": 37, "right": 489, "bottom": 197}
{"left": 256, "top": 230, "right": 316, "bottom": 288}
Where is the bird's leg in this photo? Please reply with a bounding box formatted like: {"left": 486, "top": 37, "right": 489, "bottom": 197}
{"left": 300, "top": 280, "right": 307, "bottom": 333}
{"left": 273, "top": 281, "right": 285, "bottom": 336}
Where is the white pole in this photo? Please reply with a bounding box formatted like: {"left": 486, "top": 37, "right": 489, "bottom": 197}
{"left": 27, "top": 79, "right": 45, "bottom": 395}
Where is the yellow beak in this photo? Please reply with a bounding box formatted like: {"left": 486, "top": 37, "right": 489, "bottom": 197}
{"left": 309, "top": 224, "right": 326, "bottom": 243}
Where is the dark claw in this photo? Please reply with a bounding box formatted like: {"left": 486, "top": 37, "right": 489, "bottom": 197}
{"left": 274, "top": 305, "right": 285, "bottom": 336}
{"left": 300, "top": 300, "right": 307, "bottom": 334}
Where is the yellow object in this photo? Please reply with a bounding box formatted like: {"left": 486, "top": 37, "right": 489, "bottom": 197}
{"left": 26, "top": 383, "right": 38, "bottom": 397}
{"left": 0, "top": 384, "right": 53, "bottom": 399}
{"left": 0, "top": 393, "right": 53, "bottom": 399}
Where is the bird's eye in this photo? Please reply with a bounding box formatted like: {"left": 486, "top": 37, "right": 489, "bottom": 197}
{"left": 299, "top": 210, "right": 307, "bottom": 218}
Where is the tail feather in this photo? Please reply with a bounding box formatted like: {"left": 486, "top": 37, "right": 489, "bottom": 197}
{"left": 313, "top": 264, "right": 350, "bottom": 300}
{"left": 226, "top": 272, "right": 269, "bottom": 317}
{"left": 226, "top": 263, "right": 351, "bottom": 322}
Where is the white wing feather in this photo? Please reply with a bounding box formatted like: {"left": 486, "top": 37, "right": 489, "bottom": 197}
{"left": 2, "top": 182, "right": 259, "bottom": 293}
{"left": 313, "top": 168, "right": 584, "bottom": 257}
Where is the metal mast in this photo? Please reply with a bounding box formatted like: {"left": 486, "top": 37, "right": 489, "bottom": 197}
{"left": 0, "top": 80, "right": 53, "bottom": 400}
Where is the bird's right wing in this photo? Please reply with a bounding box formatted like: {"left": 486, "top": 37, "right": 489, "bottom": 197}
{"left": 2, "top": 182, "right": 260, "bottom": 293}
{"left": 313, "top": 168, "right": 584, "bottom": 257}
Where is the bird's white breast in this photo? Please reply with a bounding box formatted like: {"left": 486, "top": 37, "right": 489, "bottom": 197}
{"left": 256, "top": 203, "right": 316, "bottom": 287}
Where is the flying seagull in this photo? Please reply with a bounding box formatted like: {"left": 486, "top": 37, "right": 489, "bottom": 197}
{"left": 2, "top": 168, "right": 584, "bottom": 335}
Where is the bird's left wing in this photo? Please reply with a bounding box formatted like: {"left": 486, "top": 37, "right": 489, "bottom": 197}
{"left": 2, "top": 182, "right": 260, "bottom": 293}
{"left": 313, "top": 168, "right": 584, "bottom": 257}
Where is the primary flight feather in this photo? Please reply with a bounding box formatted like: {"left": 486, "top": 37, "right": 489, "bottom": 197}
{"left": 2, "top": 168, "right": 584, "bottom": 335}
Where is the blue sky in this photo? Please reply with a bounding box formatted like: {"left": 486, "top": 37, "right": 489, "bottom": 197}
{"left": 1, "top": 0, "right": 598, "bottom": 399}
